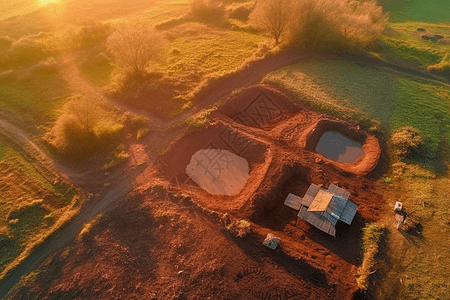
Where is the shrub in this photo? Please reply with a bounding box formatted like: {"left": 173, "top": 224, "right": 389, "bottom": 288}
{"left": 101, "top": 144, "right": 129, "bottom": 171}
{"left": 227, "top": 219, "right": 251, "bottom": 237}
{"left": 4, "top": 32, "right": 62, "bottom": 67}
{"left": 8, "top": 36, "right": 49, "bottom": 64}
{"left": 391, "top": 126, "right": 424, "bottom": 158}
{"left": 48, "top": 97, "right": 123, "bottom": 158}
{"left": 190, "top": 0, "right": 226, "bottom": 23}
{"left": 124, "top": 113, "right": 150, "bottom": 130}
{"left": 288, "top": 0, "right": 388, "bottom": 52}
{"left": 137, "top": 127, "right": 150, "bottom": 140}
{"left": 69, "top": 20, "right": 111, "bottom": 49}
{"left": 228, "top": 2, "right": 255, "bottom": 22}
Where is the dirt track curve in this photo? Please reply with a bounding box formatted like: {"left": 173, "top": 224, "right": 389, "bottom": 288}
{"left": 0, "top": 50, "right": 448, "bottom": 297}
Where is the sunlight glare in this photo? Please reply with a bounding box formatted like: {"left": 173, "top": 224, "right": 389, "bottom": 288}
{"left": 39, "top": 0, "right": 60, "bottom": 5}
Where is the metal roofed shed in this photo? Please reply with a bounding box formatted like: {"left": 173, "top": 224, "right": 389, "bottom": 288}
{"left": 284, "top": 183, "right": 358, "bottom": 237}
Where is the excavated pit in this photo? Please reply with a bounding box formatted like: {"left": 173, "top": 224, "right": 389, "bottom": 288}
{"left": 315, "top": 131, "right": 365, "bottom": 163}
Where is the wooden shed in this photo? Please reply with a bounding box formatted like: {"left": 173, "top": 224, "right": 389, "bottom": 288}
{"left": 284, "top": 183, "right": 357, "bottom": 237}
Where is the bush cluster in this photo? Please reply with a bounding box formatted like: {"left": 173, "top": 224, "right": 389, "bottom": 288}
{"left": 47, "top": 97, "right": 123, "bottom": 158}
{"left": 190, "top": 0, "right": 226, "bottom": 23}
{"left": 391, "top": 126, "right": 424, "bottom": 158}
{"left": 68, "top": 21, "right": 111, "bottom": 49}
{"left": 2, "top": 33, "right": 61, "bottom": 67}
{"left": 228, "top": 2, "right": 254, "bottom": 22}
{"left": 0, "top": 21, "right": 111, "bottom": 69}
{"left": 249, "top": 0, "right": 388, "bottom": 52}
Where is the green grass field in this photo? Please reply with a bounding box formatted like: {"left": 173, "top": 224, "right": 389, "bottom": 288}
{"left": 376, "top": 164, "right": 450, "bottom": 299}
{"left": 263, "top": 59, "right": 450, "bottom": 158}
{"left": 0, "top": 69, "right": 71, "bottom": 125}
{"left": 158, "top": 21, "right": 266, "bottom": 107}
{"left": 382, "top": 0, "right": 450, "bottom": 23}
{"left": 0, "top": 139, "right": 80, "bottom": 278}
{"left": 379, "top": 22, "right": 450, "bottom": 68}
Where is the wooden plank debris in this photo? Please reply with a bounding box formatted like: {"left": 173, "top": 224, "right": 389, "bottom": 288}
{"left": 284, "top": 193, "right": 303, "bottom": 210}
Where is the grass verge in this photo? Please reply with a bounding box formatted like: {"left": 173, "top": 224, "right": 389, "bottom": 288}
{"left": 356, "top": 223, "right": 385, "bottom": 290}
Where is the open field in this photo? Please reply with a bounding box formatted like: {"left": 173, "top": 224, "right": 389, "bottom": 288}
{"left": 0, "top": 0, "right": 190, "bottom": 38}
{"left": 375, "top": 164, "right": 450, "bottom": 299}
{"left": 0, "top": 137, "right": 80, "bottom": 280}
{"left": 381, "top": 0, "right": 450, "bottom": 23}
{"left": 0, "top": 67, "right": 71, "bottom": 126}
{"left": 379, "top": 22, "right": 450, "bottom": 68}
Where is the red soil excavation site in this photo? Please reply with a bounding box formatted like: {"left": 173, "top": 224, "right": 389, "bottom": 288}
{"left": 9, "top": 86, "right": 383, "bottom": 300}
{"left": 158, "top": 85, "right": 383, "bottom": 299}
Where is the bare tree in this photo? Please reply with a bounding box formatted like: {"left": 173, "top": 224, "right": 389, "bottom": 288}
{"left": 106, "top": 20, "right": 166, "bottom": 76}
{"left": 248, "top": 0, "right": 293, "bottom": 44}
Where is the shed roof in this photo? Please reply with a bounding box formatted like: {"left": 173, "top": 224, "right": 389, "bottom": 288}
{"left": 296, "top": 183, "right": 358, "bottom": 236}
{"left": 308, "top": 190, "right": 334, "bottom": 212}
{"left": 298, "top": 206, "right": 337, "bottom": 237}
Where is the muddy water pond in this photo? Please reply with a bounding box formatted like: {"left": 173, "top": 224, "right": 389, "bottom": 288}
{"left": 315, "top": 131, "right": 364, "bottom": 163}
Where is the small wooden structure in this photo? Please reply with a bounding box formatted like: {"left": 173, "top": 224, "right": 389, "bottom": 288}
{"left": 284, "top": 183, "right": 357, "bottom": 237}
{"left": 394, "top": 201, "right": 406, "bottom": 229}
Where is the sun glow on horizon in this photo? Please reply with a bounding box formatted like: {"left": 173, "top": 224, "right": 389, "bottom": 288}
{"left": 39, "top": 0, "right": 60, "bottom": 5}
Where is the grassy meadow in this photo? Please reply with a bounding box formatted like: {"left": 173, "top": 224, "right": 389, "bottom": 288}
{"left": 375, "top": 164, "right": 450, "bottom": 300}
{"left": 0, "top": 139, "right": 80, "bottom": 278}
{"left": 379, "top": 22, "right": 450, "bottom": 68}
{"left": 381, "top": 0, "right": 450, "bottom": 23}
{"left": 0, "top": 67, "right": 71, "bottom": 125}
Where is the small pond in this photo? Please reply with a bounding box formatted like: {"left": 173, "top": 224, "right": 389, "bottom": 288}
{"left": 315, "top": 131, "right": 364, "bottom": 163}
